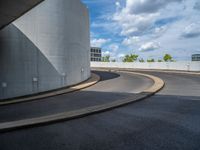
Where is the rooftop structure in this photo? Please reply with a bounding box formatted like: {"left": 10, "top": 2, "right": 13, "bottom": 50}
{"left": 192, "top": 54, "right": 200, "bottom": 61}
{"left": 91, "top": 47, "right": 102, "bottom": 62}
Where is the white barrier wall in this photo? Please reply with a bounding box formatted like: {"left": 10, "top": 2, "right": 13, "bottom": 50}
{"left": 91, "top": 62, "right": 200, "bottom": 72}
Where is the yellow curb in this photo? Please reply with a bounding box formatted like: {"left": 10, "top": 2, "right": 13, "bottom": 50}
{"left": 0, "top": 73, "right": 100, "bottom": 106}
{"left": 117, "top": 71, "right": 165, "bottom": 93}
{"left": 91, "top": 69, "right": 165, "bottom": 93}
{"left": 0, "top": 70, "right": 164, "bottom": 133}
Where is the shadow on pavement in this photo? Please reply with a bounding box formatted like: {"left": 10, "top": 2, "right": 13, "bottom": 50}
{"left": 92, "top": 71, "right": 120, "bottom": 81}
{"left": 0, "top": 94, "right": 200, "bottom": 150}
{"left": 0, "top": 90, "right": 135, "bottom": 123}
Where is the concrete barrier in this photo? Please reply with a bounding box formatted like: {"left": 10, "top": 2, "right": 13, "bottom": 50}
{"left": 91, "top": 62, "right": 200, "bottom": 72}
{"left": 0, "top": 0, "right": 90, "bottom": 100}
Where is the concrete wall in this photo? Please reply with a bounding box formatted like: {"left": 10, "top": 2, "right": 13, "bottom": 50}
{"left": 91, "top": 62, "right": 200, "bottom": 72}
{"left": 0, "top": 0, "right": 90, "bottom": 100}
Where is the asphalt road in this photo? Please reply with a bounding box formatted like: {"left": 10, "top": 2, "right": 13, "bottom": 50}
{"left": 0, "top": 70, "right": 200, "bottom": 150}
{"left": 0, "top": 71, "right": 153, "bottom": 122}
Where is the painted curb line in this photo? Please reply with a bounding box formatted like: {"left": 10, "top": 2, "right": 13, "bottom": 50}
{"left": 117, "top": 71, "right": 165, "bottom": 93}
{"left": 0, "top": 70, "right": 165, "bottom": 133}
{"left": 0, "top": 73, "right": 100, "bottom": 106}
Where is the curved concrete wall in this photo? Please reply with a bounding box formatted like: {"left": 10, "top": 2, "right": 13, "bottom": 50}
{"left": 0, "top": 0, "right": 90, "bottom": 99}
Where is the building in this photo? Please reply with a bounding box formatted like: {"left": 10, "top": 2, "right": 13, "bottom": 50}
{"left": 0, "top": 0, "right": 90, "bottom": 100}
{"left": 91, "top": 47, "right": 102, "bottom": 62}
{"left": 192, "top": 54, "right": 200, "bottom": 61}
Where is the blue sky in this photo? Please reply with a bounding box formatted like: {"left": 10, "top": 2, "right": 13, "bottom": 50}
{"left": 82, "top": 0, "right": 200, "bottom": 61}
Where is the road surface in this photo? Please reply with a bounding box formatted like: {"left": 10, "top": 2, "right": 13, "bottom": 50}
{"left": 0, "top": 71, "right": 153, "bottom": 122}
{"left": 0, "top": 70, "right": 200, "bottom": 150}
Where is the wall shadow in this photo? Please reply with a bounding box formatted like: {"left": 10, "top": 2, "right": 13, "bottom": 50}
{"left": 92, "top": 71, "right": 120, "bottom": 81}
{"left": 0, "top": 90, "right": 135, "bottom": 122}
{"left": 0, "top": 91, "right": 200, "bottom": 124}
{"left": 0, "top": 92, "right": 200, "bottom": 149}
{"left": 0, "top": 24, "right": 65, "bottom": 99}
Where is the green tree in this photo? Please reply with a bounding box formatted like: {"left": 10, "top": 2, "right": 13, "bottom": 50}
{"left": 147, "top": 58, "right": 155, "bottom": 62}
{"left": 123, "top": 54, "right": 139, "bottom": 62}
{"left": 139, "top": 58, "right": 145, "bottom": 62}
{"left": 163, "top": 54, "right": 173, "bottom": 62}
{"left": 158, "top": 59, "right": 163, "bottom": 62}
{"left": 102, "top": 55, "right": 110, "bottom": 62}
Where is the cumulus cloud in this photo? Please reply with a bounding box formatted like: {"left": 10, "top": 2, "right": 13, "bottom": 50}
{"left": 108, "top": 44, "right": 119, "bottom": 52}
{"left": 113, "top": 11, "right": 158, "bottom": 36}
{"left": 102, "top": 43, "right": 122, "bottom": 60}
{"left": 122, "top": 36, "right": 140, "bottom": 46}
{"left": 102, "top": 51, "right": 111, "bottom": 56}
{"left": 139, "top": 42, "right": 160, "bottom": 52}
{"left": 83, "top": 0, "right": 200, "bottom": 61}
{"left": 112, "top": 0, "right": 184, "bottom": 37}
{"left": 194, "top": 2, "right": 200, "bottom": 10}
{"left": 102, "top": 44, "right": 119, "bottom": 56}
{"left": 117, "top": 53, "right": 125, "bottom": 58}
{"left": 91, "top": 38, "right": 110, "bottom": 47}
{"left": 115, "top": 1, "right": 121, "bottom": 9}
{"left": 126, "top": 0, "right": 182, "bottom": 14}
{"left": 181, "top": 23, "right": 200, "bottom": 38}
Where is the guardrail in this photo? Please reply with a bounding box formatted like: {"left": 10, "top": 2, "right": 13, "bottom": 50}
{"left": 91, "top": 61, "right": 200, "bottom": 72}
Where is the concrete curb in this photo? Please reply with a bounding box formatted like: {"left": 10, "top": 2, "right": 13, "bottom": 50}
{"left": 0, "top": 70, "right": 165, "bottom": 133}
{"left": 0, "top": 73, "right": 100, "bottom": 106}
{"left": 116, "top": 70, "right": 165, "bottom": 93}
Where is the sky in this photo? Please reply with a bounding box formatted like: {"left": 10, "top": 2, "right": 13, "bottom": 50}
{"left": 81, "top": 0, "right": 200, "bottom": 61}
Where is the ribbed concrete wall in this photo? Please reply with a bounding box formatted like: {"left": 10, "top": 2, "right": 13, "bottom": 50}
{"left": 0, "top": 0, "right": 90, "bottom": 100}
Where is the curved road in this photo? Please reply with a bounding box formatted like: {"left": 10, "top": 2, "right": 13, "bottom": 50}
{"left": 0, "top": 70, "right": 200, "bottom": 150}
{"left": 0, "top": 71, "right": 153, "bottom": 122}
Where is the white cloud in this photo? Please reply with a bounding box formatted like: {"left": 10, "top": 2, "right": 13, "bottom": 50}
{"left": 194, "top": 1, "right": 200, "bottom": 10}
{"left": 108, "top": 44, "right": 119, "bottom": 52}
{"left": 117, "top": 53, "right": 125, "bottom": 58}
{"left": 126, "top": 0, "right": 182, "bottom": 14}
{"left": 122, "top": 36, "right": 140, "bottom": 46}
{"left": 85, "top": 0, "right": 200, "bottom": 60}
{"left": 112, "top": 0, "right": 183, "bottom": 37}
{"left": 102, "top": 51, "right": 111, "bottom": 56}
{"left": 91, "top": 38, "right": 110, "bottom": 47}
{"left": 181, "top": 22, "right": 200, "bottom": 38}
{"left": 139, "top": 42, "right": 160, "bottom": 52}
{"left": 102, "top": 43, "right": 119, "bottom": 56}
{"left": 113, "top": 10, "right": 158, "bottom": 36}
{"left": 115, "top": 1, "right": 121, "bottom": 9}
{"left": 153, "top": 26, "right": 168, "bottom": 37}
{"left": 102, "top": 43, "right": 122, "bottom": 60}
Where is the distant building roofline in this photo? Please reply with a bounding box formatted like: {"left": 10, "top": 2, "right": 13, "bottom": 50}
{"left": 192, "top": 54, "right": 200, "bottom": 56}
{"left": 90, "top": 46, "right": 101, "bottom": 49}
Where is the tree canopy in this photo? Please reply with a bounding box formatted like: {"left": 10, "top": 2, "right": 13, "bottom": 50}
{"left": 163, "top": 54, "right": 173, "bottom": 62}
{"left": 147, "top": 58, "right": 155, "bottom": 62}
{"left": 123, "top": 54, "right": 139, "bottom": 62}
{"left": 102, "top": 55, "right": 110, "bottom": 62}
